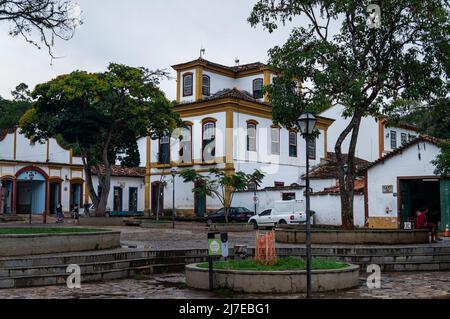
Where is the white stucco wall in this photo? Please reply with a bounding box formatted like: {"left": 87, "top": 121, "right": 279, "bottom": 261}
{"left": 320, "top": 104, "right": 418, "bottom": 162}
{"left": 234, "top": 189, "right": 365, "bottom": 227}
{"left": 0, "top": 133, "right": 14, "bottom": 160}
{"left": 91, "top": 176, "right": 145, "bottom": 212}
{"left": 367, "top": 141, "right": 440, "bottom": 218}
{"left": 311, "top": 194, "right": 366, "bottom": 227}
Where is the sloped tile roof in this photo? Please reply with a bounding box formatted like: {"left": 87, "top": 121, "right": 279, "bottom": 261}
{"left": 313, "top": 179, "right": 365, "bottom": 195}
{"left": 306, "top": 153, "right": 370, "bottom": 180}
{"left": 172, "top": 58, "right": 268, "bottom": 74}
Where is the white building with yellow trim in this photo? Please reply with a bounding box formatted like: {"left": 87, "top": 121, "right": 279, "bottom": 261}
{"left": 138, "top": 58, "right": 334, "bottom": 217}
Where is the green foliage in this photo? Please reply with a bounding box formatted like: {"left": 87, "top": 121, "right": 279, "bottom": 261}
{"left": 250, "top": 0, "right": 448, "bottom": 124}
{"left": 249, "top": 0, "right": 449, "bottom": 228}
{"left": 180, "top": 168, "right": 265, "bottom": 222}
{"left": 19, "top": 63, "right": 180, "bottom": 213}
{"left": 0, "top": 98, "right": 32, "bottom": 130}
{"left": 197, "top": 257, "right": 347, "bottom": 271}
{"left": 11, "top": 83, "right": 31, "bottom": 102}
{"left": 388, "top": 98, "right": 450, "bottom": 176}
{"left": 433, "top": 142, "right": 450, "bottom": 176}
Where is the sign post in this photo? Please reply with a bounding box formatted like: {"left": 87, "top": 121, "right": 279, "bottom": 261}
{"left": 207, "top": 232, "right": 220, "bottom": 291}
{"left": 207, "top": 232, "right": 229, "bottom": 291}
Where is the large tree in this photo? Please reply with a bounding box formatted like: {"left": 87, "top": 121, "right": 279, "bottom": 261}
{"left": 249, "top": 0, "right": 449, "bottom": 228}
{"left": 20, "top": 63, "right": 180, "bottom": 216}
{"left": 0, "top": 0, "right": 81, "bottom": 56}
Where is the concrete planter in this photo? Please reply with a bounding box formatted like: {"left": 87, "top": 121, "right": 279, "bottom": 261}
{"left": 141, "top": 221, "right": 174, "bottom": 229}
{"left": 208, "top": 223, "right": 254, "bottom": 232}
{"left": 276, "top": 227, "right": 430, "bottom": 245}
{"left": 0, "top": 230, "right": 121, "bottom": 257}
{"left": 186, "top": 263, "right": 359, "bottom": 293}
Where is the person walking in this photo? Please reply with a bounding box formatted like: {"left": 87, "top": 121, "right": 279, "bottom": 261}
{"left": 72, "top": 204, "right": 80, "bottom": 225}
{"left": 56, "top": 203, "right": 64, "bottom": 223}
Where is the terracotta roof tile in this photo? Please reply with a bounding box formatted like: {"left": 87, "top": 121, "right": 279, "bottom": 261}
{"left": 312, "top": 179, "right": 365, "bottom": 195}
{"left": 0, "top": 127, "right": 17, "bottom": 142}
{"left": 306, "top": 153, "right": 370, "bottom": 180}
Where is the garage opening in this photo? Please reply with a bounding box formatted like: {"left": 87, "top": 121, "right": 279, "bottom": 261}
{"left": 399, "top": 178, "right": 441, "bottom": 230}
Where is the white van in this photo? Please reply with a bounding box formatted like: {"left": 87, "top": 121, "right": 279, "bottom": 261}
{"left": 248, "top": 200, "right": 307, "bottom": 229}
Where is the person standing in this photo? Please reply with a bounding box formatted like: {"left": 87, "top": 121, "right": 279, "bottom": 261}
{"left": 416, "top": 208, "right": 437, "bottom": 243}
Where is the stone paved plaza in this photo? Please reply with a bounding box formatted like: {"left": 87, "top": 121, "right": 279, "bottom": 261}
{"left": 1, "top": 221, "right": 450, "bottom": 299}
{"left": 0, "top": 271, "right": 449, "bottom": 299}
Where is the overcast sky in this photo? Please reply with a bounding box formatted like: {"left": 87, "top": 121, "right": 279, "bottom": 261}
{"left": 0, "top": 0, "right": 298, "bottom": 101}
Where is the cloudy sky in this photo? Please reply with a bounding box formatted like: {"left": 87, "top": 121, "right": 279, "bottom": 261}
{"left": 0, "top": 0, "right": 298, "bottom": 101}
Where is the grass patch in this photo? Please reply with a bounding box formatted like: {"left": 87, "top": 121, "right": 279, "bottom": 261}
{"left": 0, "top": 227, "right": 109, "bottom": 235}
{"left": 197, "top": 257, "right": 347, "bottom": 271}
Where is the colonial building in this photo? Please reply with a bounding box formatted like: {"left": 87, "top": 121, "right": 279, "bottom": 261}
{"left": 137, "top": 58, "right": 334, "bottom": 217}
{"left": 0, "top": 127, "right": 145, "bottom": 215}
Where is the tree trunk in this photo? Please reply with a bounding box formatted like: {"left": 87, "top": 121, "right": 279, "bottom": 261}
{"left": 335, "top": 108, "right": 364, "bottom": 230}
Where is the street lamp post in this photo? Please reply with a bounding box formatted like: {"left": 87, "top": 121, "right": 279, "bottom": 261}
{"left": 171, "top": 168, "right": 177, "bottom": 230}
{"left": 28, "top": 171, "right": 35, "bottom": 225}
{"left": 297, "top": 113, "right": 317, "bottom": 299}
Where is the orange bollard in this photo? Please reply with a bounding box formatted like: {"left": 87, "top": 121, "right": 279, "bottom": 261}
{"left": 445, "top": 225, "right": 450, "bottom": 237}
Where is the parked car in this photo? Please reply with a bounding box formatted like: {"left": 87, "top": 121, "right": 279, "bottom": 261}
{"left": 206, "top": 207, "right": 254, "bottom": 224}
{"left": 248, "top": 200, "right": 307, "bottom": 229}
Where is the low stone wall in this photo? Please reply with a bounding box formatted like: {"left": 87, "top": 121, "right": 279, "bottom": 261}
{"left": 0, "top": 230, "right": 121, "bottom": 257}
{"left": 186, "top": 263, "right": 359, "bottom": 293}
{"left": 276, "top": 227, "right": 430, "bottom": 245}
{"left": 208, "top": 224, "right": 254, "bottom": 232}
{"left": 78, "top": 217, "right": 126, "bottom": 227}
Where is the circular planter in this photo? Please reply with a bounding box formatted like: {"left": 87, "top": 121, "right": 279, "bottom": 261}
{"left": 185, "top": 263, "right": 359, "bottom": 293}
{"left": 276, "top": 227, "right": 430, "bottom": 245}
{"left": 208, "top": 223, "right": 254, "bottom": 232}
{"left": 0, "top": 229, "right": 121, "bottom": 257}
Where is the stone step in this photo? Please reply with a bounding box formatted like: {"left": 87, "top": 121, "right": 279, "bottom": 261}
{"left": 275, "top": 246, "right": 450, "bottom": 256}
{"left": 0, "top": 261, "right": 194, "bottom": 289}
{"left": 0, "top": 248, "right": 207, "bottom": 268}
{"left": 0, "top": 255, "right": 207, "bottom": 278}
{"left": 278, "top": 253, "right": 450, "bottom": 263}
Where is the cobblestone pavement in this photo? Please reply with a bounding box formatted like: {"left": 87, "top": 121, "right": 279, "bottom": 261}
{"left": 0, "top": 271, "right": 449, "bottom": 299}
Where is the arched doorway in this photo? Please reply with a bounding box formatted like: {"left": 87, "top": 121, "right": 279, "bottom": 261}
{"left": 15, "top": 167, "right": 49, "bottom": 215}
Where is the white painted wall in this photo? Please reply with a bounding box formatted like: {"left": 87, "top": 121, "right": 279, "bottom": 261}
{"left": 311, "top": 194, "right": 366, "bottom": 227}
{"left": 320, "top": 104, "right": 418, "bottom": 162}
{"left": 233, "top": 189, "right": 365, "bottom": 227}
{"left": 0, "top": 133, "right": 14, "bottom": 160}
{"left": 202, "top": 70, "right": 234, "bottom": 96}
{"left": 367, "top": 141, "right": 440, "bottom": 218}
{"left": 91, "top": 176, "right": 145, "bottom": 212}
{"left": 383, "top": 126, "right": 418, "bottom": 155}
